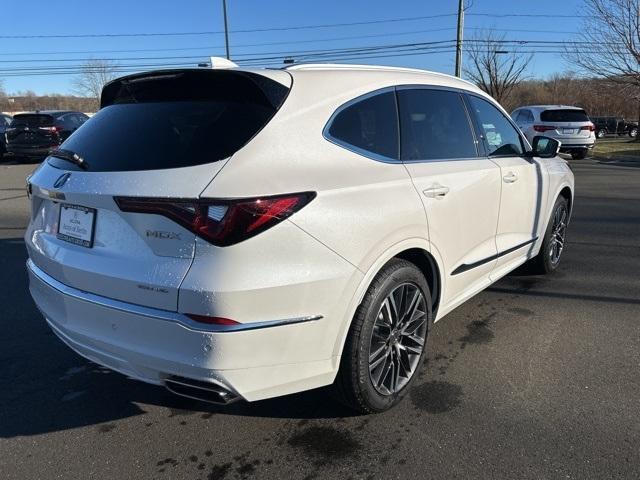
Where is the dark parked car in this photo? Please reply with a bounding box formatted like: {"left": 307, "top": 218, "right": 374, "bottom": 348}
{"left": 0, "top": 113, "right": 13, "bottom": 158}
{"left": 5, "top": 110, "right": 89, "bottom": 160}
{"left": 591, "top": 116, "right": 638, "bottom": 139}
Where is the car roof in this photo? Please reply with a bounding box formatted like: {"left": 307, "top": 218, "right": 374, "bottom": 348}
{"left": 516, "top": 105, "right": 586, "bottom": 111}
{"left": 107, "top": 65, "right": 490, "bottom": 102}
{"left": 282, "top": 63, "right": 482, "bottom": 91}
{"left": 15, "top": 110, "right": 82, "bottom": 116}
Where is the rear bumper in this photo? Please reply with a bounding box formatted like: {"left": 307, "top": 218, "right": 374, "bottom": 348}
{"left": 27, "top": 259, "right": 339, "bottom": 402}
{"left": 559, "top": 143, "right": 594, "bottom": 152}
{"left": 6, "top": 145, "right": 54, "bottom": 158}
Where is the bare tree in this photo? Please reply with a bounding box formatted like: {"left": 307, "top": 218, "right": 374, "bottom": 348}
{"left": 464, "top": 30, "right": 533, "bottom": 104}
{"left": 564, "top": 0, "right": 640, "bottom": 132}
{"left": 72, "top": 60, "right": 119, "bottom": 104}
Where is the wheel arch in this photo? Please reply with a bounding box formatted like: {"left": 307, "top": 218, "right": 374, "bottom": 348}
{"left": 395, "top": 248, "right": 441, "bottom": 316}
{"left": 331, "top": 239, "right": 444, "bottom": 359}
{"left": 559, "top": 185, "right": 573, "bottom": 217}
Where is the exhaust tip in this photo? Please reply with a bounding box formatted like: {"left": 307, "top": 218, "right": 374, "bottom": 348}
{"left": 165, "top": 375, "right": 240, "bottom": 405}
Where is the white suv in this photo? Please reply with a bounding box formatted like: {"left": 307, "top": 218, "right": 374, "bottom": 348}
{"left": 25, "top": 64, "right": 574, "bottom": 413}
{"left": 511, "top": 105, "right": 596, "bottom": 159}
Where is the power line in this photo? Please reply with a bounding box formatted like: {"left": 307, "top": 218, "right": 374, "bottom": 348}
{"left": 0, "top": 14, "right": 459, "bottom": 39}
{"left": 0, "top": 12, "right": 587, "bottom": 39}
{"left": 0, "top": 27, "right": 585, "bottom": 58}
{"left": 0, "top": 39, "right": 625, "bottom": 67}
{"left": 0, "top": 40, "right": 461, "bottom": 65}
{"left": 468, "top": 12, "right": 587, "bottom": 18}
{"left": 0, "top": 28, "right": 459, "bottom": 57}
{"left": 0, "top": 47, "right": 599, "bottom": 77}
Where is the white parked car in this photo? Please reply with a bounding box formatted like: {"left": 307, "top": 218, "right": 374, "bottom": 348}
{"left": 25, "top": 64, "right": 574, "bottom": 413}
{"left": 510, "top": 105, "right": 596, "bottom": 159}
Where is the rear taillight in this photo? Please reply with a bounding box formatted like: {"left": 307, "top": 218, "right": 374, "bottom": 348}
{"left": 580, "top": 123, "right": 596, "bottom": 131}
{"left": 533, "top": 125, "right": 557, "bottom": 132}
{"left": 38, "top": 126, "right": 59, "bottom": 132}
{"left": 114, "top": 192, "right": 316, "bottom": 247}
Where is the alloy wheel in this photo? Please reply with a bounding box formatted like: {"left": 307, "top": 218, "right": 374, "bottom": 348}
{"left": 368, "top": 283, "right": 428, "bottom": 395}
{"left": 548, "top": 203, "right": 568, "bottom": 265}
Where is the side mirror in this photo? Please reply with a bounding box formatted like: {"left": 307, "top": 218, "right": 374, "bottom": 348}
{"left": 532, "top": 136, "right": 561, "bottom": 158}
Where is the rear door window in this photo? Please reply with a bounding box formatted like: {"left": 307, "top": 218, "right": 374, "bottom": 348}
{"left": 518, "top": 109, "right": 534, "bottom": 123}
{"left": 540, "top": 109, "right": 589, "bottom": 123}
{"left": 48, "top": 70, "right": 290, "bottom": 172}
{"left": 74, "top": 114, "right": 89, "bottom": 126}
{"left": 397, "top": 88, "right": 477, "bottom": 160}
{"left": 327, "top": 90, "right": 399, "bottom": 160}
{"left": 10, "top": 114, "right": 54, "bottom": 128}
{"left": 56, "top": 114, "right": 75, "bottom": 130}
{"left": 468, "top": 95, "right": 524, "bottom": 157}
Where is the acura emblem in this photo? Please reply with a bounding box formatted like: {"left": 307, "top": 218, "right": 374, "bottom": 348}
{"left": 53, "top": 173, "right": 71, "bottom": 189}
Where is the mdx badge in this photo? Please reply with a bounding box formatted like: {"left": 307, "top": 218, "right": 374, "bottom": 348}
{"left": 146, "top": 230, "right": 182, "bottom": 240}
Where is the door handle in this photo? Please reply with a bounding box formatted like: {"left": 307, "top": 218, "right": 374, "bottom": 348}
{"left": 423, "top": 185, "right": 450, "bottom": 198}
{"left": 503, "top": 172, "right": 518, "bottom": 183}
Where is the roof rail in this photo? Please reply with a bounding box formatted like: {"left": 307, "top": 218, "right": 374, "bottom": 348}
{"left": 284, "top": 63, "right": 477, "bottom": 87}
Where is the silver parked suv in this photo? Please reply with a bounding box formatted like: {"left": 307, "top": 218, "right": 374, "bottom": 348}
{"left": 511, "top": 105, "right": 595, "bottom": 159}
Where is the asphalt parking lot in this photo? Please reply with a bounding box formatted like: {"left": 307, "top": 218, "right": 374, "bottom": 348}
{"left": 1, "top": 155, "right": 639, "bottom": 480}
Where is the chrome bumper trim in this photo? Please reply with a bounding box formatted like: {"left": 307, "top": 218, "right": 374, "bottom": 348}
{"left": 27, "top": 259, "right": 322, "bottom": 333}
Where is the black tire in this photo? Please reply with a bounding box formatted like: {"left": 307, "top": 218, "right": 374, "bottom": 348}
{"left": 629, "top": 127, "right": 638, "bottom": 138}
{"left": 596, "top": 129, "right": 606, "bottom": 139}
{"left": 570, "top": 149, "right": 588, "bottom": 160}
{"left": 526, "top": 196, "right": 569, "bottom": 275}
{"left": 334, "top": 258, "right": 433, "bottom": 414}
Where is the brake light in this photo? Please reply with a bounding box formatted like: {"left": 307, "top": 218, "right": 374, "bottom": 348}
{"left": 533, "top": 125, "right": 556, "bottom": 132}
{"left": 114, "top": 192, "right": 316, "bottom": 247}
{"left": 38, "top": 126, "right": 60, "bottom": 133}
{"left": 580, "top": 123, "right": 596, "bottom": 131}
{"left": 185, "top": 314, "right": 239, "bottom": 325}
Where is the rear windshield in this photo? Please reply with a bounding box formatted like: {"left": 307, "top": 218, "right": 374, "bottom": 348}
{"left": 10, "top": 114, "right": 54, "bottom": 128}
{"left": 48, "top": 70, "right": 290, "bottom": 172}
{"left": 540, "top": 109, "right": 589, "bottom": 123}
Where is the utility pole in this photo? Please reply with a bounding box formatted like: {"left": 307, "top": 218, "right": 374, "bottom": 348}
{"left": 455, "top": 0, "right": 464, "bottom": 77}
{"left": 222, "top": 0, "right": 230, "bottom": 60}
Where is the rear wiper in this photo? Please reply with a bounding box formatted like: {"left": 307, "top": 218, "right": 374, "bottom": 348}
{"left": 49, "top": 148, "right": 89, "bottom": 170}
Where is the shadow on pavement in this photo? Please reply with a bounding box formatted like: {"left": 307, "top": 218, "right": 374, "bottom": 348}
{"left": 595, "top": 157, "right": 640, "bottom": 168}
{"left": 0, "top": 238, "right": 356, "bottom": 439}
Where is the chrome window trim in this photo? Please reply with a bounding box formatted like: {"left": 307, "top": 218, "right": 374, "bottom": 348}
{"left": 322, "top": 86, "right": 401, "bottom": 164}
{"left": 323, "top": 84, "right": 488, "bottom": 165}
{"left": 27, "top": 259, "right": 322, "bottom": 333}
{"left": 465, "top": 92, "right": 532, "bottom": 157}
{"left": 395, "top": 85, "right": 482, "bottom": 162}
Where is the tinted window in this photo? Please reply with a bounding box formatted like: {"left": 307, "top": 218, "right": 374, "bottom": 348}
{"left": 517, "top": 109, "right": 533, "bottom": 123}
{"left": 74, "top": 114, "right": 89, "bottom": 126}
{"left": 10, "top": 114, "right": 54, "bottom": 128}
{"left": 540, "top": 109, "right": 589, "bottom": 122}
{"left": 48, "top": 70, "right": 289, "bottom": 172}
{"left": 468, "top": 96, "right": 524, "bottom": 156}
{"left": 328, "top": 91, "right": 399, "bottom": 159}
{"left": 398, "top": 89, "right": 476, "bottom": 160}
{"left": 56, "top": 114, "right": 75, "bottom": 130}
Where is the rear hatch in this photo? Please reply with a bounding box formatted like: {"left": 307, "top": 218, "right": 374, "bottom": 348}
{"left": 25, "top": 68, "right": 291, "bottom": 310}
{"left": 6, "top": 113, "right": 59, "bottom": 148}
{"left": 539, "top": 109, "right": 593, "bottom": 140}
